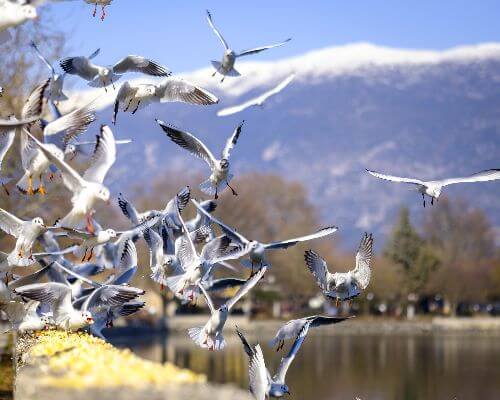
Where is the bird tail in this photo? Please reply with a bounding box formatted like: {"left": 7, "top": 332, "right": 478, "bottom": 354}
{"left": 225, "top": 68, "right": 241, "bottom": 77}
{"left": 210, "top": 60, "right": 222, "bottom": 72}
{"left": 213, "top": 332, "right": 227, "bottom": 351}
{"left": 199, "top": 178, "right": 217, "bottom": 196}
{"left": 150, "top": 266, "right": 169, "bottom": 287}
{"left": 187, "top": 326, "right": 207, "bottom": 348}
{"left": 165, "top": 273, "right": 185, "bottom": 295}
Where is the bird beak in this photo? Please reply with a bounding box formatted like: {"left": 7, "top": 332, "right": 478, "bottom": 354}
{"left": 87, "top": 317, "right": 94, "bottom": 324}
{"left": 286, "top": 391, "right": 291, "bottom": 396}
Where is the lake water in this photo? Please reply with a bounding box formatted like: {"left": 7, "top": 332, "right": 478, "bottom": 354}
{"left": 115, "top": 330, "right": 500, "bottom": 400}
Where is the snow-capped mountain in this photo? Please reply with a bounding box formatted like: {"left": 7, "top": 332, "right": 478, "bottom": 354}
{"left": 67, "top": 43, "right": 500, "bottom": 248}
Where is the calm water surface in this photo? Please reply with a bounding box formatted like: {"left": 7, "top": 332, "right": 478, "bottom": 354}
{"left": 115, "top": 330, "right": 500, "bottom": 400}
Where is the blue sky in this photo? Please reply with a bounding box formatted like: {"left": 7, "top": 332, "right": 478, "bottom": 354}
{"left": 46, "top": 0, "right": 500, "bottom": 72}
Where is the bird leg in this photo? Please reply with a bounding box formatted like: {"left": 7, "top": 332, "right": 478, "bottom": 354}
{"left": 81, "top": 248, "right": 88, "bottom": 262}
{"left": 422, "top": 193, "right": 426, "bottom": 208}
{"left": 214, "top": 187, "right": 218, "bottom": 200}
{"left": 38, "top": 175, "right": 46, "bottom": 195}
{"left": 2, "top": 183, "right": 9, "bottom": 196}
{"left": 27, "top": 176, "right": 34, "bottom": 195}
{"left": 86, "top": 247, "right": 94, "bottom": 262}
{"left": 132, "top": 101, "right": 141, "bottom": 114}
{"left": 100, "top": 6, "right": 106, "bottom": 21}
{"left": 86, "top": 214, "right": 95, "bottom": 234}
{"left": 160, "top": 283, "right": 164, "bottom": 291}
{"left": 124, "top": 98, "right": 133, "bottom": 112}
{"left": 226, "top": 181, "right": 238, "bottom": 196}
{"left": 92, "top": 2, "right": 97, "bottom": 17}
{"left": 335, "top": 298, "right": 340, "bottom": 308}
{"left": 220, "top": 76, "right": 225, "bottom": 83}
{"left": 431, "top": 197, "right": 434, "bottom": 206}
{"left": 212, "top": 70, "right": 217, "bottom": 77}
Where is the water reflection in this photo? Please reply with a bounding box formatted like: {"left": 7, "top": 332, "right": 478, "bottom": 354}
{"left": 116, "top": 331, "right": 500, "bottom": 400}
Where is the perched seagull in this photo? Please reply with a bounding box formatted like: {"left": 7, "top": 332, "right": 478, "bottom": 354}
{"left": 218, "top": 74, "right": 295, "bottom": 117}
{"left": 157, "top": 120, "right": 245, "bottom": 199}
{"left": 236, "top": 324, "right": 308, "bottom": 399}
{"left": 305, "top": 233, "right": 374, "bottom": 306}
{"left": 0, "top": 207, "right": 57, "bottom": 266}
{"left": 192, "top": 199, "right": 338, "bottom": 270}
{"left": 206, "top": 10, "right": 291, "bottom": 82}
{"left": 366, "top": 168, "right": 500, "bottom": 207}
{"left": 112, "top": 79, "right": 219, "bottom": 124}
{"left": 60, "top": 53, "right": 171, "bottom": 91}
{"left": 269, "top": 315, "right": 353, "bottom": 351}
{"left": 0, "top": 0, "right": 37, "bottom": 44}
{"left": 83, "top": 0, "right": 113, "bottom": 20}
{"left": 17, "top": 94, "right": 97, "bottom": 195}
{"left": 25, "top": 124, "right": 115, "bottom": 230}
{"left": 188, "top": 266, "right": 266, "bottom": 351}
{"left": 31, "top": 41, "right": 101, "bottom": 102}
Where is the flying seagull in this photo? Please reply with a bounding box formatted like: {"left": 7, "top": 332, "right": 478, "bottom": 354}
{"left": 188, "top": 267, "right": 267, "bottom": 351}
{"left": 157, "top": 120, "right": 245, "bottom": 199}
{"left": 112, "top": 79, "right": 218, "bottom": 124}
{"left": 206, "top": 10, "right": 291, "bottom": 82}
{"left": 305, "top": 233, "right": 374, "bottom": 306}
{"left": 60, "top": 53, "right": 171, "bottom": 91}
{"left": 366, "top": 168, "right": 500, "bottom": 207}
{"left": 217, "top": 74, "right": 295, "bottom": 117}
{"left": 192, "top": 199, "right": 338, "bottom": 270}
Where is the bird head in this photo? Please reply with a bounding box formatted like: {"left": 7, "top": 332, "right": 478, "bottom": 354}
{"left": 32, "top": 217, "right": 45, "bottom": 228}
{"left": 97, "top": 186, "right": 110, "bottom": 203}
{"left": 64, "top": 144, "right": 78, "bottom": 160}
{"left": 22, "top": 6, "right": 37, "bottom": 21}
{"left": 82, "top": 311, "right": 94, "bottom": 324}
{"left": 106, "top": 229, "right": 117, "bottom": 238}
{"left": 220, "top": 159, "right": 229, "bottom": 169}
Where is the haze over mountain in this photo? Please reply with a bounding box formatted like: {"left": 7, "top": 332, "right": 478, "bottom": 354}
{"left": 66, "top": 42, "right": 500, "bottom": 248}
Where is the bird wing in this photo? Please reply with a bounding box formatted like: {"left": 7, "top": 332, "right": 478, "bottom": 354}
{"left": 248, "top": 344, "right": 268, "bottom": 400}
{"left": 217, "top": 100, "right": 255, "bottom": 117}
{"left": 154, "top": 78, "right": 218, "bottom": 105}
{"left": 112, "top": 81, "right": 138, "bottom": 123}
{"left": 31, "top": 41, "right": 55, "bottom": 74}
{"left": 200, "top": 235, "right": 231, "bottom": 262}
{"left": 117, "top": 192, "right": 140, "bottom": 225}
{"left": 274, "top": 322, "right": 309, "bottom": 383}
{"left": 352, "top": 233, "right": 373, "bottom": 290}
{"left": 0, "top": 129, "right": 15, "bottom": 171}
{"left": 438, "top": 169, "right": 500, "bottom": 187}
{"left": 198, "top": 281, "right": 216, "bottom": 314}
{"left": 60, "top": 227, "right": 95, "bottom": 240}
{"left": 259, "top": 74, "right": 295, "bottom": 101}
{"left": 112, "top": 55, "right": 171, "bottom": 76}
{"left": 237, "top": 38, "right": 291, "bottom": 57}
{"left": 226, "top": 266, "right": 266, "bottom": 310}
{"left": 118, "top": 239, "right": 137, "bottom": 271}
{"left": 43, "top": 99, "right": 97, "bottom": 150}
{"left": 205, "top": 277, "right": 246, "bottom": 292}
{"left": 221, "top": 120, "right": 244, "bottom": 160}
{"left": 304, "top": 250, "right": 332, "bottom": 292}
{"left": 307, "top": 315, "right": 355, "bottom": 328}
{"left": 144, "top": 228, "right": 164, "bottom": 270}
{"left": 191, "top": 199, "right": 249, "bottom": 245}
{"left": 82, "top": 285, "right": 144, "bottom": 312}
{"left": 264, "top": 226, "right": 338, "bottom": 250}
{"left": 24, "top": 130, "right": 86, "bottom": 192}
{"left": 82, "top": 125, "right": 116, "bottom": 184}
{"left": 365, "top": 169, "right": 424, "bottom": 185}
{"left": 0, "top": 208, "right": 24, "bottom": 237}
{"left": 21, "top": 79, "right": 50, "bottom": 119}
{"left": 0, "top": 301, "right": 28, "bottom": 325}
{"left": 7, "top": 264, "right": 52, "bottom": 291}
{"left": 59, "top": 56, "right": 100, "bottom": 81}
{"left": 14, "top": 282, "right": 73, "bottom": 317}
{"left": 156, "top": 120, "right": 217, "bottom": 169}
{"left": 235, "top": 326, "right": 256, "bottom": 358}
{"left": 206, "top": 10, "right": 229, "bottom": 50}
{"left": 19, "top": 129, "right": 39, "bottom": 172}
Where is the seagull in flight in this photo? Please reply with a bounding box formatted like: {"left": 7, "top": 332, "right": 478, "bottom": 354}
{"left": 366, "top": 168, "right": 500, "bottom": 207}
{"left": 60, "top": 53, "right": 171, "bottom": 91}
{"left": 206, "top": 10, "right": 291, "bottom": 82}
{"left": 157, "top": 120, "right": 245, "bottom": 199}
{"left": 305, "top": 233, "right": 373, "bottom": 306}
{"left": 192, "top": 199, "right": 338, "bottom": 271}
{"left": 112, "top": 78, "right": 218, "bottom": 124}
{"left": 217, "top": 74, "right": 295, "bottom": 117}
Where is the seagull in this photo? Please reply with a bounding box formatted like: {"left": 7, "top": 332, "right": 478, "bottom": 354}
{"left": 0, "top": 207, "right": 58, "bottom": 266}
{"left": 17, "top": 94, "right": 97, "bottom": 195}
{"left": 62, "top": 226, "right": 117, "bottom": 261}
{"left": 112, "top": 78, "right": 219, "bottom": 124}
{"left": 218, "top": 74, "right": 295, "bottom": 117}
{"left": 0, "top": 0, "right": 37, "bottom": 44}
{"left": 89, "top": 300, "right": 145, "bottom": 339}
{"left": 60, "top": 53, "right": 171, "bottom": 91}
{"left": 157, "top": 120, "right": 245, "bottom": 199}
{"left": 188, "top": 266, "right": 266, "bottom": 351}
{"left": 269, "top": 315, "right": 353, "bottom": 351}
{"left": 305, "top": 233, "right": 374, "bottom": 306}
{"left": 31, "top": 41, "right": 101, "bottom": 102}
{"left": 236, "top": 324, "right": 308, "bottom": 399}
{"left": 366, "top": 168, "right": 500, "bottom": 207}
{"left": 192, "top": 199, "right": 338, "bottom": 270}
{"left": 206, "top": 10, "right": 291, "bottom": 82}
{"left": 0, "top": 298, "right": 50, "bottom": 333}
{"left": 25, "top": 124, "right": 115, "bottom": 230}
{"left": 84, "top": 0, "right": 113, "bottom": 21}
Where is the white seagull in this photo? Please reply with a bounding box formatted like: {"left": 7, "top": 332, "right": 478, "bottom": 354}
{"left": 25, "top": 124, "right": 116, "bottom": 230}
{"left": 206, "top": 10, "right": 291, "bottom": 82}
{"left": 366, "top": 168, "right": 500, "bottom": 207}
{"left": 188, "top": 266, "right": 267, "bottom": 351}
{"left": 112, "top": 79, "right": 219, "bottom": 124}
{"left": 218, "top": 74, "right": 295, "bottom": 117}
{"left": 60, "top": 53, "right": 171, "bottom": 91}
{"left": 157, "top": 120, "right": 245, "bottom": 199}
{"left": 192, "top": 199, "right": 338, "bottom": 270}
{"left": 305, "top": 233, "right": 374, "bottom": 306}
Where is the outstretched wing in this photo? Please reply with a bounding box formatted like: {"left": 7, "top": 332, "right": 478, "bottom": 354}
{"left": 366, "top": 169, "right": 424, "bottom": 185}
{"left": 206, "top": 10, "right": 229, "bottom": 50}
{"left": 237, "top": 38, "right": 291, "bottom": 57}
{"left": 351, "top": 233, "right": 373, "bottom": 290}
{"left": 221, "top": 120, "right": 244, "bottom": 160}
{"left": 155, "top": 78, "right": 219, "bottom": 105}
{"left": 156, "top": 120, "right": 217, "bottom": 169}
{"left": 264, "top": 226, "right": 338, "bottom": 250}
{"left": 248, "top": 344, "right": 268, "bottom": 400}
{"left": 274, "top": 322, "right": 309, "bottom": 383}
{"left": 0, "top": 208, "right": 24, "bottom": 237}
{"left": 22, "top": 79, "right": 50, "bottom": 119}
{"left": 438, "top": 169, "right": 500, "bottom": 187}
{"left": 260, "top": 74, "right": 295, "bottom": 101}
{"left": 31, "top": 41, "right": 55, "bottom": 74}
{"left": 117, "top": 192, "right": 140, "bottom": 225}
{"left": 226, "top": 266, "right": 266, "bottom": 310}
{"left": 144, "top": 228, "right": 164, "bottom": 270}
{"left": 59, "top": 56, "right": 99, "bottom": 81}
{"left": 83, "top": 125, "right": 116, "bottom": 184}
{"left": 82, "top": 285, "right": 144, "bottom": 313}
{"left": 307, "top": 315, "right": 355, "bottom": 328}
{"left": 304, "top": 250, "right": 332, "bottom": 292}
{"left": 198, "top": 281, "right": 216, "bottom": 314}
{"left": 0, "top": 129, "right": 15, "bottom": 171}
{"left": 112, "top": 55, "right": 171, "bottom": 76}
